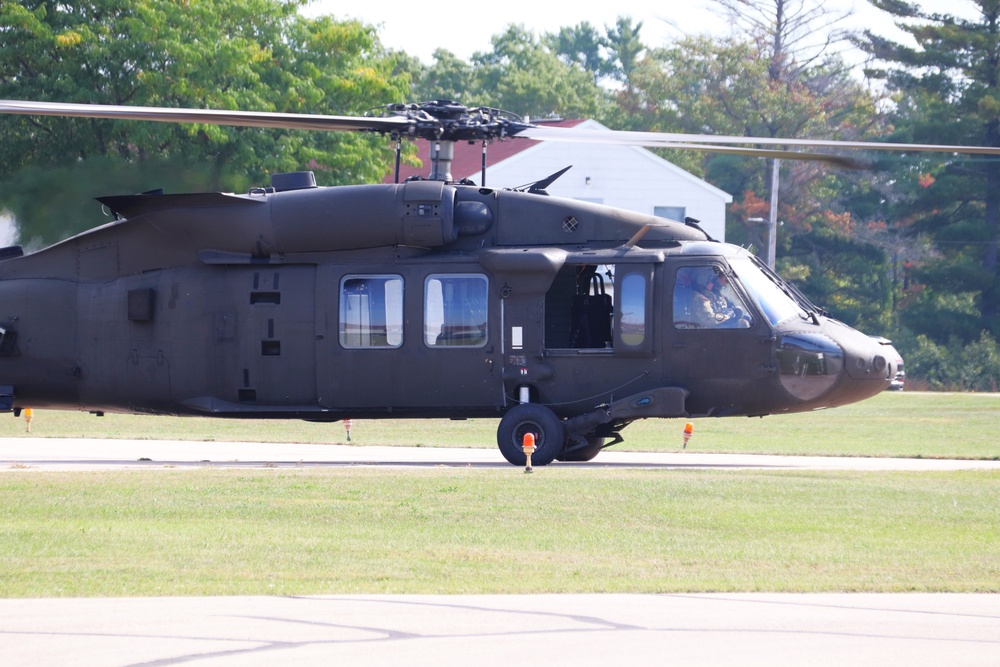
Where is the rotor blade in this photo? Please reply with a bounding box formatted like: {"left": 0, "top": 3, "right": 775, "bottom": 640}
{"left": 7, "top": 99, "right": 997, "bottom": 164}
{"left": 638, "top": 142, "right": 865, "bottom": 169}
{"left": 0, "top": 99, "right": 412, "bottom": 134}
{"left": 518, "top": 125, "right": 1000, "bottom": 157}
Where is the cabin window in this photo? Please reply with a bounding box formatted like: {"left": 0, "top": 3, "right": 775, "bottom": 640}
{"left": 339, "top": 275, "right": 403, "bottom": 348}
{"left": 424, "top": 274, "right": 488, "bottom": 347}
{"left": 673, "top": 266, "right": 754, "bottom": 329}
{"left": 619, "top": 273, "right": 646, "bottom": 346}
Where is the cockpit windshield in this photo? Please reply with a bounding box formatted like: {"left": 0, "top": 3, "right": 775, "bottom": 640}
{"left": 729, "top": 257, "right": 809, "bottom": 326}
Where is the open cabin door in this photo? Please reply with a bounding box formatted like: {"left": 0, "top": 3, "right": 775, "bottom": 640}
{"left": 530, "top": 260, "right": 660, "bottom": 415}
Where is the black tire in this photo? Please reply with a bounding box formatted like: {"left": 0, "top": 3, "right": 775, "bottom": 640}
{"left": 556, "top": 436, "right": 605, "bottom": 462}
{"left": 496, "top": 403, "right": 565, "bottom": 466}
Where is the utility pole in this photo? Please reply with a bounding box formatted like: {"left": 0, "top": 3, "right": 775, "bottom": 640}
{"left": 767, "top": 158, "right": 780, "bottom": 269}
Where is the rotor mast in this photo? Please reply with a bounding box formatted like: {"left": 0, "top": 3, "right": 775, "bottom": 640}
{"left": 384, "top": 101, "right": 532, "bottom": 183}
{"left": 428, "top": 140, "right": 456, "bottom": 182}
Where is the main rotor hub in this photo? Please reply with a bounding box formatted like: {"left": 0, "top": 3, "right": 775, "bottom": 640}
{"left": 381, "top": 100, "right": 532, "bottom": 143}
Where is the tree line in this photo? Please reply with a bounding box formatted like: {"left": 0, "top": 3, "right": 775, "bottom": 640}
{"left": 2, "top": 0, "right": 998, "bottom": 389}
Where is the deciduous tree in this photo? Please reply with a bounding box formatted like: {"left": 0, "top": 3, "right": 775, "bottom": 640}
{"left": 411, "top": 26, "right": 610, "bottom": 121}
{"left": 0, "top": 0, "right": 409, "bottom": 245}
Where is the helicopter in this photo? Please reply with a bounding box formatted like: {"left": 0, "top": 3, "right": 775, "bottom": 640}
{"left": 1, "top": 99, "right": 998, "bottom": 466}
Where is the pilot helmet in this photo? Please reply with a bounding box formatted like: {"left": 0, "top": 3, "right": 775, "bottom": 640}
{"left": 691, "top": 267, "right": 720, "bottom": 289}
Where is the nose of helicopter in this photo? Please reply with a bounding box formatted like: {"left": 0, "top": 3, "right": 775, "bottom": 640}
{"left": 841, "top": 328, "right": 891, "bottom": 385}
{"left": 776, "top": 322, "right": 890, "bottom": 408}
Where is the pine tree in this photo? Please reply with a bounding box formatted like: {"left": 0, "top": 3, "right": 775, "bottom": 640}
{"left": 856, "top": 0, "right": 1000, "bottom": 340}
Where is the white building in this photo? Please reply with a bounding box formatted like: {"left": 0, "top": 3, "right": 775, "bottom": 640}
{"left": 387, "top": 119, "right": 732, "bottom": 242}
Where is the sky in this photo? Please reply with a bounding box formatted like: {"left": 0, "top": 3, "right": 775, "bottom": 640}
{"left": 299, "top": 0, "right": 975, "bottom": 65}
{"left": 302, "top": 2, "right": 727, "bottom": 63}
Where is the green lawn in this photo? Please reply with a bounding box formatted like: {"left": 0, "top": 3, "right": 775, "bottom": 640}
{"left": 1, "top": 467, "right": 997, "bottom": 597}
{"left": 2, "top": 392, "right": 996, "bottom": 597}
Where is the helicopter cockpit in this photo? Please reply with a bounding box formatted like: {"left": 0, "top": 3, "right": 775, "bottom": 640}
{"left": 630, "top": 243, "right": 892, "bottom": 419}
{"left": 727, "top": 256, "right": 812, "bottom": 326}
{"left": 701, "top": 251, "right": 890, "bottom": 408}
{"left": 672, "top": 265, "right": 754, "bottom": 330}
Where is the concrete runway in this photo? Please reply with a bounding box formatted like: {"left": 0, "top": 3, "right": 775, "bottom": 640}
{"left": 1, "top": 593, "right": 998, "bottom": 666}
{"left": 3, "top": 436, "right": 1000, "bottom": 471}
{"left": 2, "top": 438, "right": 998, "bottom": 665}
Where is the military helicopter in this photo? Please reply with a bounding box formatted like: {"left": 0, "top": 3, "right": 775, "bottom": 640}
{"left": 1, "top": 99, "right": 997, "bottom": 465}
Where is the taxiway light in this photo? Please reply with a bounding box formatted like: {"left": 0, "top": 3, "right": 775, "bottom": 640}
{"left": 522, "top": 432, "right": 536, "bottom": 474}
{"left": 683, "top": 422, "right": 694, "bottom": 449}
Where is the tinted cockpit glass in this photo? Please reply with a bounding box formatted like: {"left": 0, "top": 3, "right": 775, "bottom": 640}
{"left": 673, "top": 266, "right": 753, "bottom": 329}
{"left": 729, "top": 258, "right": 807, "bottom": 326}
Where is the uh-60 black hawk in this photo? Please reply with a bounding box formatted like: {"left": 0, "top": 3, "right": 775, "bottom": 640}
{"left": 1, "top": 99, "right": 997, "bottom": 465}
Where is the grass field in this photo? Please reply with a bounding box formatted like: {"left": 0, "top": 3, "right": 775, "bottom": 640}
{"left": 3, "top": 391, "right": 998, "bottom": 459}
{"left": 1, "top": 468, "right": 997, "bottom": 597}
{"left": 1, "top": 392, "right": 997, "bottom": 597}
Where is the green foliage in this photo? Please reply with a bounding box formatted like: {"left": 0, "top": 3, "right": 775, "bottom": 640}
{"left": 900, "top": 330, "right": 1000, "bottom": 392}
{"left": 409, "top": 48, "right": 475, "bottom": 103}
{"left": 0, "top": 0, "right": 409, "bottom": 245}
{"left": 855, "top": 0, "right": 1000, "bottom": 342}
{"left": 473, "top": 25, "right": 611, "bottom": 120}
{"left": 409, "top": 25, "right": 611, "bottom": 122}
{"left": 547, "top": 21, "right": 610, "bottom": 84}
{"left": 624, "top": 35, "right": 880, "bottom": 214}
{"left": 625, "top": 32, "right": 889, "bottom": 329}
{"left": 409, "top": 17, "right": 645, "bottom": 113}
{"left": 0, "top": 157, "right": 243, "bottom": 248}
{"left": 603, "top": 16, "right": 645, "bottom": 87}
{"left": 783, "top": 233, "right": 894, "bottom": 332}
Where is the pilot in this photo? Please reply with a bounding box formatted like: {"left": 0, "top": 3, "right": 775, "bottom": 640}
{"left": 704, "top": 270, "right": 752, "bottom": 328}
{"left": 689, "top": 268, "right": 730, "bottom": 326}
{"left": 676, "top": 267, "right": 750, "bottom": 328}
{"left": 674, "top": 268, "right": 722, "bottom": 327}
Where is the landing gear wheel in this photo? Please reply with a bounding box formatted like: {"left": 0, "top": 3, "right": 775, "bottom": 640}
{"left": 497, "top": 403, "right": 565, "bottom": 466}
{"left": 556, "top": 436, "right": 605, "bottom": 462}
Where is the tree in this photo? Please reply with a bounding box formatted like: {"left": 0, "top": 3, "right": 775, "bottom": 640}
{"left": 713, "top": 0, "right": 852, "bottom": 81}
{"left": 620, "top": 0, "right": 887, "bottom": 328}
{"left": 855, "top": 0, "right": 1000, "bottom": 341}
{"left": 604, "top": 17, "right": 645, "bottom": 90}
{"left": 0, "top": 0, "right": 410, "bottom": 245}
{"left": 409, "top": 48, "right": 475, "bottom": 103}
{"left": 548, "top": 22, "right": 609, "bottom": 84}
{"left": 472, "top": 25, "right": 611, "bottom": 119}
{"left": 545, "top": 16, "right": 645, "bottom": 91}
{"left": 412, "top": 25, "right": 610, "bottom": 121}
{"left": 627, "top": 36, "right": 878, "bottom": 209}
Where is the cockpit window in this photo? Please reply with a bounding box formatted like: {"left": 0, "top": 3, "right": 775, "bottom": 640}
{"left": 673, "top": 266, "right": 753, "bottom": 329}
{"left": 729, "top": 257, "right": 808, "bottom": 326}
